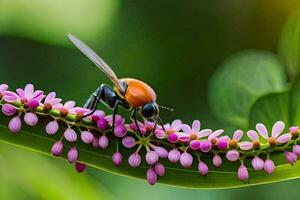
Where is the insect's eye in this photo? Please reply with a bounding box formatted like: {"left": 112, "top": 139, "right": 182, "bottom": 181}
{"left": 141, "top": 103, "right": 156, "bottom": 118}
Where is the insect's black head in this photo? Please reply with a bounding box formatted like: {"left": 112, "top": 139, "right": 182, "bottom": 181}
{"left": 140, "top": 102, "right": 159, "bottom": 119}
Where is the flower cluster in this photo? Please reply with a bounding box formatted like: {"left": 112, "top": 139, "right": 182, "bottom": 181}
{"left": 0, "top": 83, "right": 299, "bottom": 185}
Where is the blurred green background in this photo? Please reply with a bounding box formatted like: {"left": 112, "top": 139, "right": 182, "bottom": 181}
{"left": 1, "top": 0, "right": 300, "bottom": 199}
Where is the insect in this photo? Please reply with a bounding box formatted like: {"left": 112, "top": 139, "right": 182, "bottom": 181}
{"left": 67, "top": 34, "right": 169, "bottom": 133}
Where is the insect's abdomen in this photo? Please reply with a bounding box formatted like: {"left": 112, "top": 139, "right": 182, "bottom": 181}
{"left": 121, "top": 78, "right": 156, "bottom": 108}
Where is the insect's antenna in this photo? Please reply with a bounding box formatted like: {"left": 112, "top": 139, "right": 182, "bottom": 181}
{"left": 158, "top": 105, "right": 174, "bottom": 112}
{"left": 156, "top": 115, "right": 166, "bottom": 132}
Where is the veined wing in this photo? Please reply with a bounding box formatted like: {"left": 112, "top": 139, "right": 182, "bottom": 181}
{"left": 67, "top": 34, "right": 124, "bottom": 94}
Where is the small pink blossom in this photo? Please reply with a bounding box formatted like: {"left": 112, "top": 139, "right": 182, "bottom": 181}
{"left": 43, "top": 92, "right": 62, "bottom": 109}
{"left": 179, "top": 120, "right": 211, "bottom": 143}
{"left": 239, "top": 130, "right": 260, "bottom": 150}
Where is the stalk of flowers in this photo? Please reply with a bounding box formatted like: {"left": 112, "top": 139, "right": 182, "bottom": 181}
{"left": 0, "top": 83, "right": 300, "bottom": 185}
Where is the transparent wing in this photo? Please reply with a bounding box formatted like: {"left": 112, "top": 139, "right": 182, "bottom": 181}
{"left": 67, "top": 33, "right": 124, "bottom": 94}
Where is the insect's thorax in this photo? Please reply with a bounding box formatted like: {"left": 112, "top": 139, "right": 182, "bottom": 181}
{"left": 118, "top": 78, "right": 157, "bottom": 108}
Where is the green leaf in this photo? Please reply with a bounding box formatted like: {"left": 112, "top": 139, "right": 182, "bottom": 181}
{"left": 208, "top": 50, "right": 286, "bottom": 129}
{"left": 278, "top": 9, "right": 300, "bottom": 80}
{"left": 248, "top": 91, "right": 290, "bottom": 131}
{"left": 0, "top": 113, "right": 300, "bottom": 189}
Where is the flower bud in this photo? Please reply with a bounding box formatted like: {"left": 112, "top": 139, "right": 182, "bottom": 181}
{"left": 198, "top": 161, "right": 209, "bottom": 176}
{"left": 200, "top": 141, "right": 212, "bottom": 153}
{"left": 122, "top": 136, "right": 136, "bottom": 149}
{"left": 114, "top": 124, "right": 127, "bottom": 138}
{"left": 190, "top": 140, "right": 201, "bottom": 150}
{"left": 80, "top": 131, "right": 94, "bottom": 144}
{"left": 217, "top": 137, "right": 229, "bottom": 150}
{"left": 152, "top": 146, "right": 168, "bottom": 158}
{"left": 45, "top": 120, "right": 59, "bottom": 135}
{"left": 67, "top": 147, "right": 78, "bottom": 163}
{"left": 154, "top": 162, "right": 165, "bottom": 176}
{"left": 128, "top": 152, "right": 141, "bottom": 167}
{"left": 168, "top": 148, "right": 181, "bottom": 163}
{"left": 8, "top": 116, "right": 22, "bottom": 133}
{"left": 226, "top": 150, "right": 239, "bottom": 162}
{"left": 264, "top": 159, "right": 275, "bottom": 174}
{"left": 75, "top": 162, "right": 86, "bottom": 173}
{"left": 251, "top": 156, "right": 264, "bottom": 170}
{"left": 284, "top": 151, "right": 297, "bottom": 164}
{"left": 1, "top": 104, "right": 16, "bottom": 116}
{"left": 146, "top": 167, "right": 157, "bottom": 185}
{"left": 180, "top": 152, "right": 193, "bottom": 168}
{"left": 293, "top": 144, "right": 300, "bottom": 156}
{"left": 112, "top": 151, "right": 123, "bottom": 167}
{"left": 51, "top": 141, "right": 63, "bottom": 156}
{"left": 97, "top": 118, "right": 108, "bottom": 130}
{"left": 64, "top": 128, "right": 77, "bottom": 142}
{"left": 146, "top": 151, "right": 159, "bottom": 165}
{"left": 24, "top": 112, "right": 38, "bottom": 126}
{"left": 238, "top": 164, "right": 249, "bottom": 181}
{"left": 92, "top": 138, "right": 99, "bottom": 148}
{"left": 98, "top": 135, "right": 109, "bottom": 149}
{"left": 167, "top": 133, "right": 179, "bottom": 143}
{"left": 28, "top": 99, "right": 39, "bottom": 110}
{"left": 213, "top": 154, "right": 222, "bottom": 167}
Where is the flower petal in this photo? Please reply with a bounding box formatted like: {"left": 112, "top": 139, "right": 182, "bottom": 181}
{"left": 256, "top": 123, "right": 269, "bottom": 139}
{"left": 3, "top": 91, "right": 19, "bottom": 102}
{"left": 45, "top": 92, "right": 56, "bottom": 103}
{"left": 272, "top": 121, "right": 285, "bottom": 139}
{"left": 24, "top": 84, "right": 34, "bottom": 99}
{"left": 181, "top": 124, "right": 192, "bottom": 134}
{"left": 192, "top": 120, "right": 200, "bottom": 132}
{"left": 233, "top": 130, "right": 243, "bottom": 141}
{"left": 208, "top": 129, "right": 224, "bottom": 141}
{"left": 247, "top": 130, "right": 259, "bottom": 141}
{"left": 197, "top": 129, "right": 211, "bottom": 138}
{"left": 64, "top": 100, "right": 75, "bottom": 109}
{"left": 171, "top": 119, "right": 182, "bottom": 129}
{"left": 178, "top": 133, "right": 190, "bottom": 142}
{"left": 276, "top": 133, "right": 291, "bottom": 144}
{"left": 239, "top": 141, "right": 253, "bottom": 150}
{"left": 16, "top": 88, "right": 25, "bottom": 99}
{"left": 0, "top": 84, "right": 8, "bottom": 93}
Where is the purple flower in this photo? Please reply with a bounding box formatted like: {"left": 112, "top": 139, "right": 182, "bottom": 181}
{"left": 122, "top": 136, "right": 136, "bottom": 149}
{"left": 251, "top": 156, "right": 264, "bottom": 170}
{"left": 97, "top": 117, "right": 108, "bottom": 130}
{"left": 213, "top": 154, "right": 222, "bottom": 167}
{"left": 238, "top": 164, "right": 249, "bottom": 181}
{"left": 92, "top": 137, "right": 99, "bottom": 148}
{"left": 264, "top": 159, "right": 275, "bottom": 174}
{"left": 0, "top": 84, "right": 8, "bottom": 98}
{"left": 198, "top": 161, "right": 209, "bottom": 176}
{"left": 45, "top": 121, "right": 59, "bottom": 135}
{"left": 114, "top": 124, "right": 127, "bottom": 138}
{"left": 75, "top": 162, "right": 86, "bottom": 173}
{"left": 179, "top": 120, "right": 211, "bottom": 143}
{"left": 284, "top": 151, "right": 297, "bottom": 164}
{"left": 4, "top": 83, "right": 45, "bottom": 109}
{"left": 154, "top": 162, "right": 165, "bottom": 177}
{"left": 158, "top": 119, "right": 182, "bottom": 143}
{"left": 145, "top": 151, "right": 159, "bottom": 165}
{"left": 98, "top": 135, "right": 109, "bottom": 149}
{"left": 80, "top": 131, "right": 94, "bottom": 144}
{"left": 67, "top": 147, "right": 78, "bottom": 163}
{"left": 51, "top": 141, "right": 63, "bottom": 156}
{"left": 43, "top": 92, "right": 62, "bottom": 110}
{"left": 180, "top": 152, "right": 193, "bottom": 168}
{"left": 128, "top": 152, "right": 141, "bottom": 167}
{"left": 226, "top": 150, "right": 239, "bottom": 162}
{"left": 146, "top": 167, "right": 157, "bottom": 185}
{"left": 112, "top": 151, "right": 123, "bottom": 167}
{"left": 64, "top": 128, "right": 77, "bottom": 142}
{"left": 168, "top": 148, "right": 181, "bottom": 163}
{"left": 24, "top": 112, "right": 38, "bottom": 126}
{"left": 8, "top": 116, "right": 22, "bottom": 133}
{"left": 239, "top": 130, "right": 260, "bottom": 150}
{"left": 256, "top": 121, "right": 291, "bottom": 146}
{"left": 208, "top": 129, "right": 226, "bottom": 149}
{"left": 1, "top": 104, "right": 17, "bottom": 116}
{"left": 293, "top": 144, "right": 300, "bottom": 156}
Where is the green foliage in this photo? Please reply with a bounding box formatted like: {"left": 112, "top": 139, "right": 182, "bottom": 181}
{"left": 208, "top": 50, "right": 286, "bottom": 129}
{"left": 278, "top": 9, "right": 300, "bottom": 80}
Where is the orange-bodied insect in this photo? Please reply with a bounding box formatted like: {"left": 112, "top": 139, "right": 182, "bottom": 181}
{"left": 67, "top": 34, "right": 168, "bottom": 133}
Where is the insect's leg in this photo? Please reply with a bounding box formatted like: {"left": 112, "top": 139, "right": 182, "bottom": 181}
{"left": 130, "top": 108, "right": 142, "bottom": 134}
{"left": 156, "top": 116, "right": 166, "bottom": 132}
{"left": 83, "top": 86, "right": 103, "bottom": 117}
{"left": 112, "top": 100, "right": 119, "bottom": 134}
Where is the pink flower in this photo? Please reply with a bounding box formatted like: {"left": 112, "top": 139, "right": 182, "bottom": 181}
{"left": 53, "top": 100, "right": 76, "bottom": 115}
{"left": 238, "top": 164, "right": 249, "bottom": 181}
{"left": 146, "top": 167, "right": 157, "bottom": 185}
{"left": 4, "top": 83, "right": 45, "bottom": 109}
{"left": 256, "top": 121, "right": 291, "bottom": 146}
{"left": 239, "top": 130, "right": 260, "bottom": 150}
{"left": 198, "top": 160, "right": 209, "bottom": 176}
{"left": 179, "top": 120, "right": 211, "bottom": 143}
{"left": 112, "top": 151, "right": 123, "bottom": 167}
{"left": 130, "top": 120, "right": 157, "bottom": 135}
{"left": 207, "top": 129, "right": 228, "bottom": 150}
{"left": 157, "top": 120, "right": 182, "bottom": 143}
{"left": 105, "top": 115, "right": 125, "bottom": 126}
{"left": 229, "top": 130, "right": 243, "bottom": 148}
{"left": 43, "top": 92, "right": 62, "bottom": 109}
{"left": 154, "top": 162, "right": 165, "bottom": 176}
